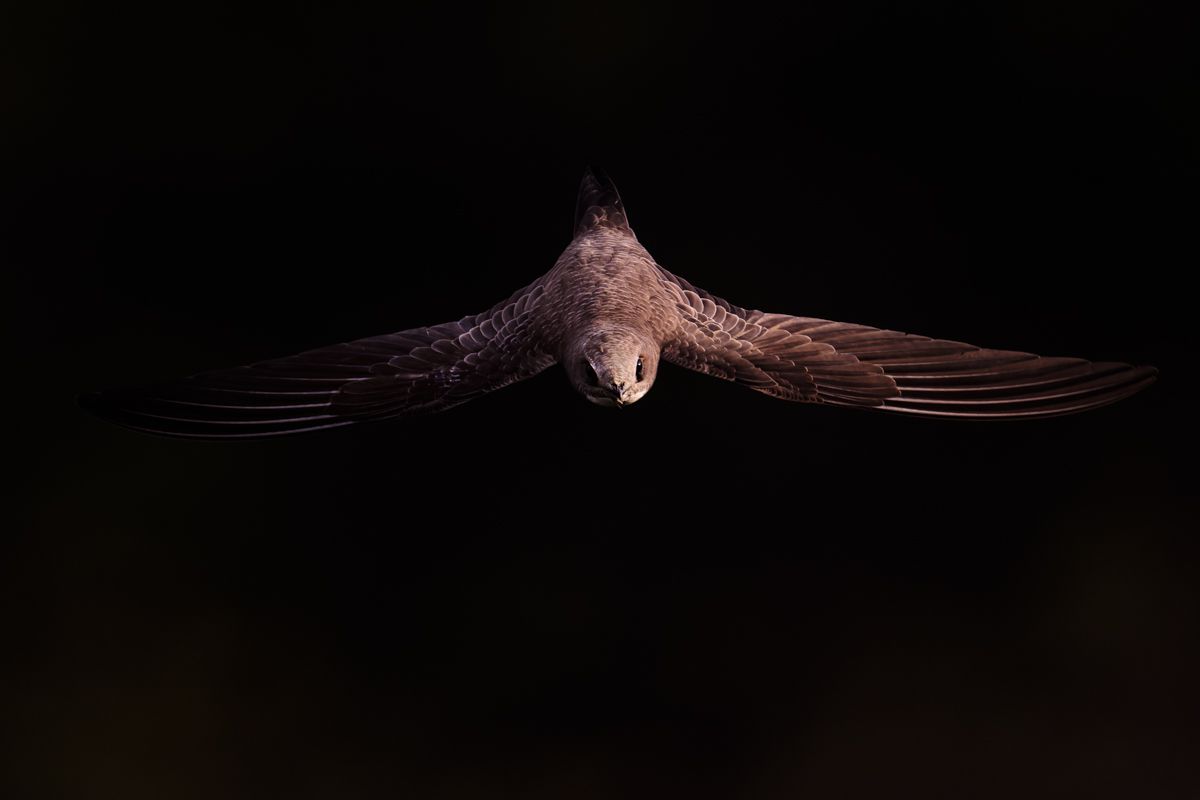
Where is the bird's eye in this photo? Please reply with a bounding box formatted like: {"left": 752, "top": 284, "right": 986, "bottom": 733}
{"left": 583, "top": 361, "right": 599, "bottom": 386}
{"left": 636, "top": 357, "right": 645, "bottom": 382}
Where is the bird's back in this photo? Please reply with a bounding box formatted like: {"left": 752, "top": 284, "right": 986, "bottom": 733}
{"left": 541, "top": 227, "right": 679, "bottom": 348}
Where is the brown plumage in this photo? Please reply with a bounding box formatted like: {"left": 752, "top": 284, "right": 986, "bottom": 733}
{"left": 82, "top": 170, "right": 1157, "bottom": 438}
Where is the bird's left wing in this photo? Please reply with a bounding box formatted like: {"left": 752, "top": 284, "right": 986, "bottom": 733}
{"left": 657, "top": 269, "right": 1156, "bottom": 419}
{"left": 82, "top": 283, "right": 555, "bottom": 438}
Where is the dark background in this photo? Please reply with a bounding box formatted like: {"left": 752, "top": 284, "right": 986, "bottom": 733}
{"left": 5, "top": 2, "right": 1197, "bottom": 797}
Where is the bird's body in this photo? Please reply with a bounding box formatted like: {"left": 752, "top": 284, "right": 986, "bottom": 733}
{"left": 541, "top": 227, "right": 674, "bottom": 406}
{"left": 83, "top": 170, "right": 1156, "bottom": 438}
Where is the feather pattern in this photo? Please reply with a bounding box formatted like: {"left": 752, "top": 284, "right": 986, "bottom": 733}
{"left": 659, "top": 271, "right": 1156, "bottom": 419}
{"left": 82, "top": 283, "right": 555, "bottom": 438}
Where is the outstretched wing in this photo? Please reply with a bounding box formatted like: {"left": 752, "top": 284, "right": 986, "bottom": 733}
{"left": 82, "top": 284, "right": 555, "bottom": 438}
{"left": 658, "top": 270, "right": 1156, "bottom": 419}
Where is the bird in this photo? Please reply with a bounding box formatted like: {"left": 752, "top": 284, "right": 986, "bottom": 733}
{"left": 82, "top": 169, "right": 1157, "bottom": 438}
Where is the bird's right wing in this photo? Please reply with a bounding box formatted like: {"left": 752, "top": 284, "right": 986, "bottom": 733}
{"left": 82, "top": 283, "right": 556, "bottom": 438}
{"left": 658, "top": 269, "right": 1156, "bottom": 419}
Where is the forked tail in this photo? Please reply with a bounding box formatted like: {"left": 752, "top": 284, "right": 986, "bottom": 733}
{"left": 574, "top": 168, "right": 633, "bottom": 238}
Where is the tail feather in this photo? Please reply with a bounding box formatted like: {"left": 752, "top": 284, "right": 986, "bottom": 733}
{"left": 574, "top": 168, "right": 633, "bottom": 238}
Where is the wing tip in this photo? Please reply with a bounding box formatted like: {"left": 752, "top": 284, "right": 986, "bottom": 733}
{"left": 79, "top": 388, "right": 357, "bottom": 440}
{"left": 879, "top": 361, "right": 1157, "bottom": 420}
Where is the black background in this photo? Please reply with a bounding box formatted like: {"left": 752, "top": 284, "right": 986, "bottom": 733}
{"left": 5, "top": 2, "right": 1198, "bottom": 797}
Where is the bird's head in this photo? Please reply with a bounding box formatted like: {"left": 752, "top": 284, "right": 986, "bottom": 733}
{"left": 566, "top": 329, "right": 659, "bottom": 408}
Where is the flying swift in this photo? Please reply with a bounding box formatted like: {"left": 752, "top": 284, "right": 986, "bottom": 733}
{"left": 83, "top": 170, "right": 1156, "bottom": 438}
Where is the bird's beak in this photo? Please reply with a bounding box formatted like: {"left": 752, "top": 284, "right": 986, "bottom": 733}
{"left": 608, "top": 382, "right": 627, "bottom": 406}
